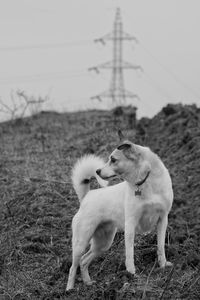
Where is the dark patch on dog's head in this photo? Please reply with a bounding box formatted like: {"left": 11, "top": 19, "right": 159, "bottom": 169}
{"left": 117, "top": 143, "right": 131, "bottom": 151}
{"left": 117, "top": 141, "right": 140, "bottom": 161}
{"left": 82, "top": 178, "right": 90, "bottom": 184}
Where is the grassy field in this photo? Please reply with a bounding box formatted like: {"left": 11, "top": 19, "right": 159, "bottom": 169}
{"left": 0, "top": 104, "right": 199, "bottom": 299}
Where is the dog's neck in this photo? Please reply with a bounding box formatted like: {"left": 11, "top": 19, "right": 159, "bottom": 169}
{"left": 135, "top": 171, "right": 150, "bottom": 187}
{"left": 125, "top": 171, "right": 150, "bottom": 196}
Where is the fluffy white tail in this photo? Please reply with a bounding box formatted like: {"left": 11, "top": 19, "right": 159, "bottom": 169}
{"left": 71, "top": 154, "right": 108, "bottom": 202}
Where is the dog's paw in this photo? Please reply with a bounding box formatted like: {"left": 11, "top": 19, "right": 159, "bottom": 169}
{"left": 84, "top": 280, "right": 96, "bottom": 286}
{"left": 126, "top": 266, "right": 136, "bottom": 275}
{"left": 119, "top": 270, "right": 137, "bottom": 281}
{"left": 165, "top": 261, "right": 173, "bottom": 267}
{"left": 65, "top": 287, "right": 74, "bottom": 293}
{"left": 160, "top": 261, "right": 173, "bottom": 268}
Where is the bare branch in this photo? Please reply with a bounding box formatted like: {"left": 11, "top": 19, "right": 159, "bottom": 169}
{"left": 0, "top": 90, "right": 50, "bottom": 121}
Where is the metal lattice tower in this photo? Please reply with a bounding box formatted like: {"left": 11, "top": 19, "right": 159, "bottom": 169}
{"left": 89, "top": 8, "right": 142, "bottom": 107}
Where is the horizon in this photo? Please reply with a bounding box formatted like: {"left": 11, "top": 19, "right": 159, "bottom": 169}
{"left": 0, "top": 101, "right": 199, "bottom": 125}
{"left": 0, "top": 0, "right": 200, "bottom": 121}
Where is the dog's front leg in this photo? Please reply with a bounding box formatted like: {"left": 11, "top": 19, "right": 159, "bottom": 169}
{"left": 125, "top": 221, "right": 136, "bottom": 274}
{"left": 157, "top": 214, "right": 172, "bottom": 268}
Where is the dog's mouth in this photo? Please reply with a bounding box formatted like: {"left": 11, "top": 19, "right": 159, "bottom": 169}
{"left": 99, "top": 174, "right": 117, "bottom": 180}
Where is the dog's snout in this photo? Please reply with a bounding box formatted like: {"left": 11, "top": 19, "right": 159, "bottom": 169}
{"left": 96, "top": 169, "right": 101, "bottom": 176}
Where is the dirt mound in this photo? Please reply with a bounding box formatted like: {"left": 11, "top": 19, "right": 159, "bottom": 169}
{"left": 0, "top": 103, "right": 199, "bottom": 299}
{"left": 138, "top": 103, "right": 200, "bottom": 233}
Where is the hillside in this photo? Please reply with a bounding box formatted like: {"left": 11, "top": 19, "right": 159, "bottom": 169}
{"left": 0, "top": 103, "right": 199, "bottom": 299}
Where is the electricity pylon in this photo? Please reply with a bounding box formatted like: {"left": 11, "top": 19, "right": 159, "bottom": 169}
{"left": 89, "top": 7, "right": 142, "bottom": 106}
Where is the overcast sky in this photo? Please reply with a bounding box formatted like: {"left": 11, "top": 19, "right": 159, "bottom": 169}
{"left": 0, "top": 0, "right": 200, "bottom": 120}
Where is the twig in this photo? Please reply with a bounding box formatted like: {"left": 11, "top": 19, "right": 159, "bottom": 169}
{"left": 51, "top": 189, "right": 67, "bottom": 200}
{"left": 182, "top": 273, "right": 200, "bottom": 294}
{"left": 159, "top": 236, "right": 190, "bottom": 299}
{"left": 24, "top": 176, "right": 71, "bottom": 185}
{"left": 141, "top": 260, "right": 156, "bottom": 300}
{"left": 159, "top": 264, "right": 175, "bottom": 300}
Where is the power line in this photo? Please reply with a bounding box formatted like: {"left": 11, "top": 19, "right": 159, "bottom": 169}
{"left": 142, "top": 71, "right": 174, "bottom": 100}
{"left": 121, "top": 8, "right": 200, "bottom": 102}
{"left": 138, "top": 41, "right": 200, "bottom": 101}
{"left": 0, "top": 70, "right": 90, "bottom": 85}
{"left": 0, "top": 40, "right": 92, "bottom": 52}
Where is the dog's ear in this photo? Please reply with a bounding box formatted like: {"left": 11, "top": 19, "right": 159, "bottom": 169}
{"left": 117, "top": 143, "right": 131, "bottom": 151}
{"left": 117, "top": 142, "right": 138, "bottom": 160}
{"left": 118, "top": 129, "right": 125, "bottom": 142}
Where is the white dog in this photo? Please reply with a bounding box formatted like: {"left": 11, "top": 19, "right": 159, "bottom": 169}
{"left": 66, "top": 140, "right": 173, "bottom": 290}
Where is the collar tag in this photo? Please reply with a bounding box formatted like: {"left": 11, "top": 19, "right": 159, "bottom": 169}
{"left": 135, "top": 188, "right": 142, "bottom": 196}
{"left": 134, "top": 171, "right": 150, "bottom": 197}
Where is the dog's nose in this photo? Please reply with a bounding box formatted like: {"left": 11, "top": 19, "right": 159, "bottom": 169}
{"left": 96, "top": 169, "right": 101, "bottom": 176}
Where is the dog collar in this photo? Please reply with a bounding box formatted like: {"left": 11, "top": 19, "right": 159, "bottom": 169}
{"left": 135, "top": 171, "right": 150, "bottom": 196}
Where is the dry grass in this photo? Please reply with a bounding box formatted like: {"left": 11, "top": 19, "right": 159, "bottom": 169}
{"left": 0, "top": 105, "right": 199, "bottom": 299}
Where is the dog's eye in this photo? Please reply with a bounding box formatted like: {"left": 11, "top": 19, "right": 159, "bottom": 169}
{"left": 110, "top": 157, "right": 117, "bottom": 163}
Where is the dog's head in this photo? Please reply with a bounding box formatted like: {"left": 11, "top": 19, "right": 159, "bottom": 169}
{"left": 96, "top": 141, "right": 147, "bottom": 182}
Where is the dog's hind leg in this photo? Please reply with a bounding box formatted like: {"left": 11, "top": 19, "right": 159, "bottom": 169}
{"left": 80, "top": 222, "right": 117, "bottom": 285}
{"left": 157, "top": 214, "right": 172, "bottom": 268}
{"left": 66, "top": 242, "right": 85, "bottom": 290}
{"left": 66, "top": 215, "right": 95, "bottom": 290}
{"left": 80, "top": 249, "right": 97, "bottom": 285}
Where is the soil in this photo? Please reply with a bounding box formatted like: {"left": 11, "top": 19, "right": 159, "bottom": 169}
{"left": 0, "top": 103, "right": 199, "bottom": 299}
